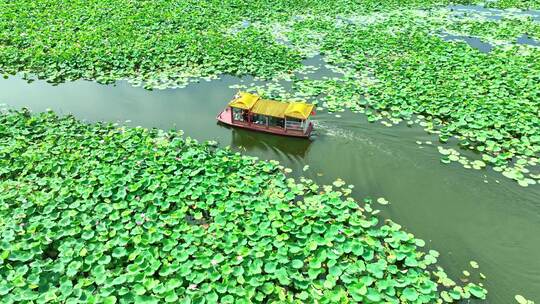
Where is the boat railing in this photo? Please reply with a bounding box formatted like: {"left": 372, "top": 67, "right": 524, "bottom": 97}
{"left": 286, "top": 119, "right": 312, "bottom": 133}
{"left": 285, "top": 121, "right": 302, "bottom": 129}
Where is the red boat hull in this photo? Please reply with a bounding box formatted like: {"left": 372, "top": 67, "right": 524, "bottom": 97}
{"left": 216, "top": 108, "right": 312, "bottom": 138}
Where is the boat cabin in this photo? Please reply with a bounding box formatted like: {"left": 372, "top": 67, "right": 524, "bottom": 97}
{"left": 217, "top": 92, "right": 315, "bottom": 138}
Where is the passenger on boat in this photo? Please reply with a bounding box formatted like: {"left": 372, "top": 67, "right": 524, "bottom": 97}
{"left": 242, "top": 110, "right": 248, "bottom": 122}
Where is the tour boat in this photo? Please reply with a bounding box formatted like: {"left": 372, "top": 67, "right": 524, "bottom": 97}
{"left": 216, "top": 92, "right": 315, "bottom": 138}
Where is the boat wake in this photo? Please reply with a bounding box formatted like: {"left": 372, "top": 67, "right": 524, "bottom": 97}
{"left": 312, "top": 120, "right": 368, "bottom": 142}
{"left": 311, "top": 120, "right": 401, "bottom": 159}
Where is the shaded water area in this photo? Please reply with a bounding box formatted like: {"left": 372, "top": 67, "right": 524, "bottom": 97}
{"left": 441, "top": 33, "right": 540, "bottom": 52}
{"left": 1, "top": 74, "right": 540, "bottom": 303}
{"left": 445, "top": 4, "right": 540, "bottom": 51}
{"left": 517, "top": 34, "right": 540, "bottom": 46}
{"left": 442, "top": 34, "right": 494, "bottom": 52}
{"left": 448, "top": 4, "right": 540, "bottom": 21}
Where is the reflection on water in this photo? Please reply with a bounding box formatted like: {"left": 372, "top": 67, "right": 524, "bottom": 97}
{"left": 230, "top": 127, "right": 313, "bottom": 158}
{"left": 1, "top": 75, "right": 540, "bottom": 303}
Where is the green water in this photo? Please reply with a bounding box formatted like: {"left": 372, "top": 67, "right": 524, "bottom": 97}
{"left": 1, "top": 75, "right": 539, "bottom": 303}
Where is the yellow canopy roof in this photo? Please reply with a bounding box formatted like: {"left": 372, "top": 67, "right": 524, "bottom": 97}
{"left": 285, "top": 102, "right": 315, "bottom": 120}
{"left": 229, "top": 92, "right": 259, "bottom": 110}
{"left": 228, "top": 92, "right": 314, "bottom": 120}
{"left": 251, "top": 99, "right": 289, "bottom": 118}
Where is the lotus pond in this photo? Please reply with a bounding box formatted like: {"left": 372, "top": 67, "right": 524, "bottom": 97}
{"left": 0, "top": 107, "right": 491, "bottom": 303}
{"left": 1, "top": 0, "right": 540, "bottom": 303}
{"left": 1, "top": 72, "right": 539, "bottom": 303}
{"left": 2, "top": 0, "right": 540, "bottom": 185}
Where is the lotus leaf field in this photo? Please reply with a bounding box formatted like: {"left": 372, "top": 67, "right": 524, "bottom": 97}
{"left": 1, "top": 0, "right": 540, "bottom": 303}
{"left": 1, "top": 0, "right": 540, "bottom": 185}
{"left": 486, "top": 0, "right": 540, "bottom": 9}
{"left": 0, "top": 109, "right": 489, "bottom": 303}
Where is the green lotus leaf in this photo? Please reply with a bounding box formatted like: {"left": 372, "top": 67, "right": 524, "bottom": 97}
{"left": 112, "top": 247, "right": 127, "bottom": 258}
{"left": 323, "top": 276, "right": 337, "bottom": 289}
{"left": 134, "top": 295, "right": 159, "bottom": 304}
{"left": 467, "top": 284, "right": 487, "bottom": 300}
{"left": 103, "top": 296, "right": 117, "bottom": 304}
{"left": 296, "top": 291, "right": 309, "bottom": 300}
{"left": 402, "top": 287, "right": 419, "bottom": 301}
{"left": 440, "top": 291, "right": 453, "bottom": 302}
{"left": 275, "top": 268, "right": 291, "bottom": 286}
{"left": 221, "top": 295, "right": 235, "bottom": 304}
{"left": 291, "top": 259, "right": 304, "bottom": 269}
{"left": 366, "top": 288, "right": 382, "bottom": 302}
{"left": 264, "top": 262, "right": 278, "bottom": 273}
{"left": 59, "top": 279, "right": 74, "bottom": 296}
{"left": 66, "top": 261, "right": 82, "bottom": 277}
{"left": 205, "top": 291, "right": 219, "bottom": 304}
{"left": 351, "top": 242, "right": 364, "bottom": 256}
{"left": 112, "top": 275, "right": 127, "bottom": 285}
{"left": 261, "top": 282, "right": 275, "bottom": 295}
{"left": 133, "top": 284, "right": 146, "bottom": 296}
{"left": 515, "top": 295, "right": 529, "bottom": 304}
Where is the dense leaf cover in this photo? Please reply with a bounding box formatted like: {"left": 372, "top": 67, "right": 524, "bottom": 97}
{"left": 0, "top": 109, "right": 486, "bottom": 303}
{"left": 1, "top": 0, "right": 539, "bottom": 183}
{"left": 0, "top": 0, "right": 470, "bottom": 87}
{"left": 485, "top": 0, "right": 540, "bottom": 9}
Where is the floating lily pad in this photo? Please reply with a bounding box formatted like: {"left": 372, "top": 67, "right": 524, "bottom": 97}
{"left": 514, "top": 294, "right": 531, "bottom": 304}
{"left": 376, "top": 197, "right": 389, "bottom": 205}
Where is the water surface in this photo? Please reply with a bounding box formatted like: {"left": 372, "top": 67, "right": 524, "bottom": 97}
{"left": 1, "top": 76, "right": 539, "bottom": 303}
{"left": 517, "top": 34, "right": 540, "bottom": 46}
{"left": 442, "top": 34, "right": 494, "bottom": 52}
{"left": 448, "top": 4, "right": 540, "bottom": 20}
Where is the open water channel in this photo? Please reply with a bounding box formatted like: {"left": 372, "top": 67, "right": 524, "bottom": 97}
{"left": 1, "top": 72, "right": 539, "bottom": 303}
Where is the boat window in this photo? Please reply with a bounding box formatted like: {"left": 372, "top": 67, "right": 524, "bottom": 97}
{"left": 268, "top": 117, "right": 285, "bottom": 127}
{"left": 232, "top": 108, "right": 248, "bottom": 122}
{"left": 286, "top": 117, "right": 303, "bottom": 130}
{"left": 252, "top": 114, "right": 266, "bottom": 125}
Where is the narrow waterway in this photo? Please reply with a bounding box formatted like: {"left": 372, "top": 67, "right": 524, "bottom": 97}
{"left": 1, "top": 75, "right": 539, "bottom": 303}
